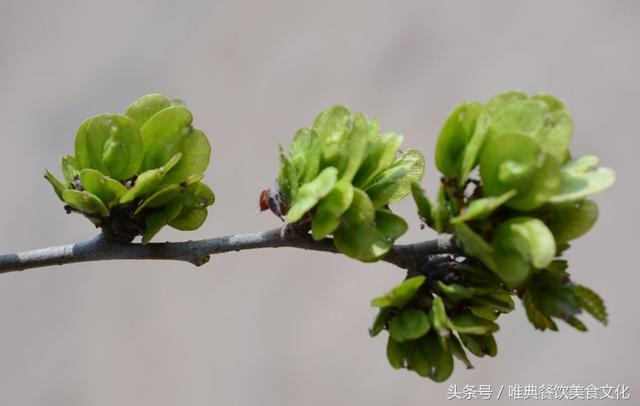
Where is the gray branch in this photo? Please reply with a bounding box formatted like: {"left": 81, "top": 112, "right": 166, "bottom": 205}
{"left": 0, "top": 226, "right": 458, "bottom": 275}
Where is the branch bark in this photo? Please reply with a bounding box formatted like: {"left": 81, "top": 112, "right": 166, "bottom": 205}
{"left": 0, "top": 226, "right": 458, "bottom": 275}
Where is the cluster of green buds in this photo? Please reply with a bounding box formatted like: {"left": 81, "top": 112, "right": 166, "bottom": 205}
{"left": 45, "top": 94, "right": 214, "bottom": 243}
{"left": 262, "top": 105, "right": 424, "bottom": 262}
{"left": 370, "top": 90, "right": 613, "bottom": 381}
{"left": 370, "top": 257, "right": 514, "bottom": 381}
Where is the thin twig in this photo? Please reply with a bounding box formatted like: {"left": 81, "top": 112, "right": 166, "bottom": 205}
{"left": 0, "top": 226, "right": 458, "bottom": 275}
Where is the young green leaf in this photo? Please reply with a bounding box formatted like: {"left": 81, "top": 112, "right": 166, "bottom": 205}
{"left": 44, "top": 170, "right": 67, "bottom": 200}
{"left": 79, "top": 169, "right": 127, "bottom": 206}
{"left": 386, "top": 337, "right": 407, "bottom": 369}
{"left": 411, "top": 182, "right": 433, "bottom": 224}
{"left": 435, "top": 102, "right": 482, "bottom": 178}
{"left": 75, "top": 114, "right": 144, "bottom": 180}
{"left": 287, "top": 167, "right": 338, "bottom": 222}
{"left": 62, "top": 189, "right": 109, "bottom": 217}
{"left": 353, "top": 132, "right": 403, "bottom": 188}
{"left": 549, "top": 155, "right": 615, "bottom": 203}
{"left": 447, "top": 313, "right": 500, "bottom": 335}
{"left": 572, "top": 284, "right": 608, "bottom": 325}
{"left": 140, "top": 106, "right": 193, "bottom": 171}
{"left": 125, "top": 93, "right": 171, "bottom": 128}
{"left": 312, "top": 105, "right": 351, "bottom": 165}
{"left": 389, "top": 308, "right": 431, "bottom": 342}
{"left": 337, "top": 112, "right": 368, "bottom": 182}
{"left": 542, "top": 199, "right": 599, "bottom": 245}
{"left": 369, "top": 308, "right": 393, "bottom": 337}
{"left": 142, "top": 200, "right": 184, "bottom": 244}
{"left": 61, "top": 155, "right": 79, "bottom": 184}
{"left": 365, "top": 149, "right": 425, "bottom": 208}
{"left": 311, "top": 181, "right": 354, "bottom": 240}
{"left": 119, "top": 153, "right": 182, "bottom": 204}
{"left": 450, "top": 190, "right": 516, "bottom": 224}
{"left": 371, "top": 276, "right": 426, "bottom": 308}
{"left": 454, "top": 223, "right": 497, "bottom": 271}
{"left": 480, "top": 133, "right": 561, "bottom": 211}
{"left": 289, "top": 128, "right": 321, "bottom": 183}
{"left": 278, "top": 146, "right": 298, "bottom": 203}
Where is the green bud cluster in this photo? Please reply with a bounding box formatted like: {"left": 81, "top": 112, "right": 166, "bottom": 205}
{"left": 269, "top": 105, "right": 424, "bottom": 262}
{"left": 370, "top": 262, "right": 513, "bottom": 381}
{"left": 45, "top": 94, "right": 214, "bottom": 243}
{"left": 375, "top": 90, "right": 613, "bottom": 381}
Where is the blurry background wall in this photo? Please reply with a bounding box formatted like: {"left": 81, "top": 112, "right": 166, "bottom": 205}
{"left": 0, "top": 1, "right": 638, "bottom": 405}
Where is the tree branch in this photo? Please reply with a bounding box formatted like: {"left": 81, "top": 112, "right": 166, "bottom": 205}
{"left": 0, "top": 226, "right": 458, "bottom": 275}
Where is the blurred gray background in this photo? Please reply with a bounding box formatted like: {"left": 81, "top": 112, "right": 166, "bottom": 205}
{"left": 0, "top": 1, "right": 637, "bottom": 405}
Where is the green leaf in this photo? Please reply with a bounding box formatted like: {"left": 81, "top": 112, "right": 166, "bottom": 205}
{"left": 422, "top": 334, "right": 454, "bottom": 382}
{"left": 458, "top": 333, "right": 484, "bottom": 357}
{"left": 411, "top": 182, "right": 433, "bottom": 224}
{"left": 369, "top": 308, "right": 393, "bottom": 337}
{"left": 479, "top": 133, "right": 561, "bottom": 211}
{"left": 44, "top": 170, "right": 67, "bottom": 199}
{"left": 549, "top": 155, "right": 616, "bottom": 203}
{"left": 79, "top": 169, "right": 127, "bottom": 206}
{"left": 278, "top": 146, "right": 298, "bottom": 203}
{"left": 429, "top": 296, "right": 449, "bottom": 337}
{"left": 437, "top": 282, "right": 489, "bottom": 302}
{"left": 484, "top": 91, "right": 528, "bottom": 114}
{"left": 178, "top": 181, "right": 215, "bottom": 209}
{"left": 61, "top": 155, "right": 79, "bottom": 184}
{"left": 353, "top": 132, "right": 403, "bottom": 188}
{"left": 311, "top": 181, "right": 354, "bottom": 240}
{"left": 475, "top": 334, "right": 498, "bottom": 357}
{"left": 169, "top": 207, "right": 208, "bottom": 231}
{"left": 375, "top": 209, "right": 409, "bottom": 243}
{"left": 523, "top": 291, "right": 558, "bottom": 331}
{"left": 565, "top": 316, "right": 588, "bottom": 332}
{"left": 450, "top": 190, "right": 516, "bottom": 224}
{"left": 140, "top": 106, "right": 193, "bottom": 171}
{"left": 365, "top": 149, "right": 425, "bottom": 208}
{"left": 448, "top": 334, "right": 473, "bottom": 369}
{"left": 161, "top": 129, "right": 210, "bottom": 184}
{"left": 289, "top": 128, "right": 321, "bottom": 183}
{"left": 125, "top": 93, "right": 171, "bottom": 128}
{"left": 432, "top": 184, "right": 449, "bottom": 233}
{"left": 435, "top": 102, "right": 481, "bottom": 178}
{"left": 572, "top": 284, "right": 608, "bottom": 325}
{"left": 333, "top": 207, "right": 407, "bottom": 262}
{"left": 492, "top": 217, "right": 556, "bottom": 287}
{"left": 386, "top": 337, "right": 407, "bottom": 369}
{"left": 447, "top": 313, "right": 499, "bottom": 335}
{"left": 454, "top": 223, "right": 497, "bottom": 271}
{"left": 75, "top": 114, "right": 144, "bottom": 180}
{"left": 489, "top": 97, "right": 573, "bottom": 163}
{"left": 119, "top": 153, "right": 182, "bottom": 204}
{"left": 389, "top": 308, "right": 431, "bottom": 342}
{"left": 458, "top": 112, "right": 490, "bottom": 185}
{"left": 406, "top": 338, "right": 432, "bottom": 377}
{"left": 370, "top": 276, "right": 426, "bottom": 308}
{"left": 134, "top": 184, "right": 183, "bottom": 214}
{"left": 62, "top": 189, "right": 109, "bottom": 217}
{"left": 531, "top": 93, "right": 574, "bottom": 163}
{"left": 287, "top": 167, "right": 338, "bottom": 222}
{"left": 337, "top": 112, "right": 368, "bottom": 182}
{"left": 469, "top": 306, "right": 498, "bottom": 321}
{"left": 142, "top": 200, "right": 184, "bottom": 244}
{"left": 471, "top": 294, "right": 515, "bottom": 314}
{"left": 313, "top": 105, "right": 351, "bottom": 165}
{"left": 543, "top": 199, "right": 599, "bottom": 245}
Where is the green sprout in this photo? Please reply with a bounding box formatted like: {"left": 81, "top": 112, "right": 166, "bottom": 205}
{"left": 370, "top": 90, "right": 614, "bottom": 381}
{"left": 262, "top": 105, "right": 424, "bottom": 262}
{"left": 45, "top": 94, "right": 214, "bottom": 243}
